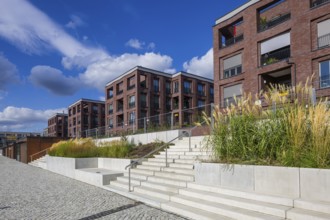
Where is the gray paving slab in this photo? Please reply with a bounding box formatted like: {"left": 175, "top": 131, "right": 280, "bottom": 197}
{"left": 0, "top": 156, "right": 187, "bottom": 220}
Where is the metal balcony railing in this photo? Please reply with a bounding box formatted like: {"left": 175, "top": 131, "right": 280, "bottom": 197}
{"left": 258, "top": 13, "right": 291, "bottom": 32}
{"left": 318, "top": 33, "right": 330, "bottom": 48}
{"left": 311, "top": 0, "right": 330, "bottom": 8}
{"left": 221, "top": 34, "right": 244, "bottom": 48}
{"left": 261, "top": 47, "right": 290, "bottom": 66}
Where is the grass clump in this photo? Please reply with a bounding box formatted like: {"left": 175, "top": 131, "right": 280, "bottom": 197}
{"left": 205, "top": 80, "right": 330, "bottom": 168}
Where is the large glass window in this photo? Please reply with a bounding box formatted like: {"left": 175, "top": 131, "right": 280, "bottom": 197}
{"left": 153, "top": 96, "right": 159, "bottom": 109}
{"left": 153, "top": 79, "right": 159, "bottom": 92}
{"left": 140, "top": 94, "right": 147, "bottom": 108}
{"left": 107, "top": 87, "right": 113, "bottom": 99}
{"left": 223, "top": 54, "right": 242, "bottom": 78}
{"left": 317, "top": 19, "right": 330, "bottom": 48}
{"left": 320, "top": 60, "right": 330, "bottom": 88}
{"left": 166, "top": 81, "right": 171, "bottom": 94}
{"left": 197, "top": 83, "right": 205, "bottom": 95}
{"left": 108, "top": 104, "right": 113, "bottom": 114}
{"left": 108, "top": 118, "right": 113, "bottom": 128}
{"left": 173, "top": 81, "right": 179, "bottom": 93}
{"left": 223, "top": 84, "right": 242, "bottom": 107}
{"left": 183, "top": 81, "right": 192, "bottom": 94}
{"left": 128, "top": 76, "right": 135, "bottom": 90}
{"left": 128, "top": 95, "right": 135, "bottom": 108}
{"left": 129, "top": 112, "right": 135, "bottom": 125}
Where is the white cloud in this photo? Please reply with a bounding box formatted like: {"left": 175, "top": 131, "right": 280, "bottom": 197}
{"left": 0, "top": 106, "right": 66, "bottom": 132}
{"left": 29, "top": 66, "right": 81, "bottom": 95}
{"left": 81, "top": 52, "right": 176, "bottom": 90}
{"left": 0, "top": 53, "right": 19, "bottom": 90}
{"left": 147, "top": 42, "right": 156, "bottom": 50}
{"left": 183, "top": 48, "right": 214, "bottom": 79}
{"left": 65, "top": 15, "right": 85, "bottom": 29}
{"left": 125, "top": 38, "right": 144, "bottom": 49}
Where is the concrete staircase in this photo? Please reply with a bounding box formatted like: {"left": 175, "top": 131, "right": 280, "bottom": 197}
{"left": 104, "top": 136, "right": 330, "bottom": 220}
{"left": 29, "top": 155, "right": 47, "bottom": 169}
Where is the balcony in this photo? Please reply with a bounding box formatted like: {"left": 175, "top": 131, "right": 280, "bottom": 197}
{"left": 129, "top": 102, "right": 135, "bottom": 109}
{"left": 128, "top": 85, "right": 135, "bottom": 90}
{"left": 261, "top": 47, "right": 290, "bottom": 66}
{"left": 197, "top": 90, "right": 205, "bottom": 96}
{"left": 166, "top": 88, "right": 171, "bottom": 94}
{"left": 221, "top": 34, "right": 244, "bottom": 48}
{"left": 184, "top": 88, "right": 192, "bottom": 94}
{"left": 258, "top": 13, "right": 291, "bottom": 32}
{"left": 153, "top": 86, "right": 159, "bottom": 92}
{"left": 141, "top": 101, "right": 147, "bottom": 108}
{"left": 117, "top": 106, "right": 123, "bottom": 112}
{"left": 174, "top": 87, "right": 179, "bottom": 93}
{"left": 154, "top": 103, "right": 160, "bottom": 110}
{"left": 117, "top": 90, "right": 123, "bottom": 95}
{"left": 318, "top": 33, "right": 330, "bottom": 48}
{"left": 108, "top": 94, "right": 113, "bottom": 99}
{"left": 129, "top": 119, "right": 135, "bottom": 125}
{"left": 173, "top": 103, "right": 179, "bottom": 110}
{"left": 166, "top": 104, "right": 171, "bottom": 111}
{"left": 140, "top": 81, "right": 146, "bottom": 88}
{"left": 108, "top": 109, "right": 113, "bottom": 114}
{"left": 311, "top": 0, "right": 330, "bottom": 8}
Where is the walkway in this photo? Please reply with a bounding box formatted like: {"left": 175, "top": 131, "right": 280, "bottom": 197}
{"left": 0, "top": 156, "right": 186, "bottom": 220}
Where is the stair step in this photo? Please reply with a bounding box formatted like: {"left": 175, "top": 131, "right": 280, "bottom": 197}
{"left": 169, "top": 163, "right": 194, "bottom": 169}
{"left": 131, "top": 168, "right": 154, "bottom": 176}
{"left": 116, "top": 176, "right": 143, "bottom": 186}
{"left": 184, "top": 151, "right": 212, "bottom": 156}
{"left": 154, "top": 154, "right": 180, "bottom": 159}
{"left": 167, "top": 148, "right": 202, "bottom": 152}
{"left": 147, "top": 176, "right": 188, "bottom": 187}
{"left": 110, "top": 180, "right": 136, "bottom": 191}
{"left": 140, "top": 180, "right": 183, "bottom": 193}
{"left": 161, "top": 202, "right": 233, "bottom": 220}
{"left": 123, "top": 172, "right": 148, "bottom": 180}
{"left": 142, "top": 161, "right": 167, "bottom": 166}
{"left": 171, "top": 194, "right": 283, "bottom": 220}
{"left": 147, "top": 158, "right": 175, "bottom": 163}
{"left": 294, "top": 199, "right": 330, "bottom": 214}
{"left": 179, "top": 188, "right": 289, "bottom": 218}
{"left": 159, "top": 151, "right": 185, "bottom": 155}
{"left": 287, "top": 208, "right": 330, "bottom": 220}
{"left": 187, "top": 183, "right": 293, "bottom": 206}
{"left": 154, "top": 171, "right": 194, "bottom": 181}
{"left": 179, "top": 155, "right": 210, "bottom": 160}
{"left": 134, "top": 186, "right": 174, "bottom": 201}
{"left": 174, "top": 159, "right": 196, "bottom": 164}
{"left": 162, "top": 167, "right": 194, "bottom": 175}
{"left": 136, "top": 165, "right": 162, "bottom": 171}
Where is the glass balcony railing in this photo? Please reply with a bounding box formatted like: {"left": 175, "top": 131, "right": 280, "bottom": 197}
{"left": 261, "top": 47, "right": 290, "bottom": 66}
{"left": 258, "top": 13, "right": 291, "bottom": 32}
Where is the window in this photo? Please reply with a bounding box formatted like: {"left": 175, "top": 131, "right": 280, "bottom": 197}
{"left": 166, "top": 97, "right": 171, "bottom": 111}
{"left": 128, "top": 76, "right": 135, "bottom": 90}
{"left": 223, "top": 84, "right": 242, "bottom": 107}
{"left": 173, "top": 81, "right": 179, "bottom": 93}
{"left": 140, "top": 94, "right": 147, "bottom": 108}
{"left": 154, "top": 96, "right": 159, "bottom": 109}
{"left": 198, "top": 99, "right": 205, "bottom": 107}
{"left": 166, "top": 81, "right": 171, "bottom": 94}
{"left": 183, "top": 81, "right": 192, "bottom": 94}
{"left": 140, "top": 75, "right": 147, "bottom": 88}
{"left": 108, "top": 104, "right": 113, "bottom": 114}
{"left": 107, "top": 87, "right": 113, "bottom": 99}
{"left": 261, "top": 32, "right": 291, "bottom": 66}
{"left": 320, "top": 60, "right": 330, "bottom": 88}
{"left": 129, "top": 112, "right": 135, "bottom": 125}
{"left": 109, "top": 118, "right": 113, "bottom": 128}
{"left": 128, "top": 95, "right": 135, "bottom": 108}
{"left": 317, "top": 19, "right": 330, "bottom": 48}
{"left": 210, "top": 86, "right": 214, "bottom": 97}
{"left": 153, "top": 79, "right": 159, "bottom": 92}
{"left": 92, "top": 105, "right": 98, "bottom": 114}
{"left": 223, "top": 54, "right": 242, "bottom": 78}
{"left": 197, "top": 83, "right": 205, "bottom": 95}
{"left": 117, "top": 82, "right": 123, "bottom": 94}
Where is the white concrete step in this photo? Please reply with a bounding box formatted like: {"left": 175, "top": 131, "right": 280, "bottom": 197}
{"left": 142, "top": 161, "right": 167, "bottom": 166}
{"left": 154, "top": 171, "right": 194, "bottom": 181}
{"left": 187, "top": 183, "right": 293, "bottom": 206}
{"left": 169, "top": 162, "right": 194, "bottom": 169}
{"left": 140, "top": 180, "right": 183, "bottom": 193}
{"left": 184, "top": 151, "right": 212, "bottom": 156}
{"left": 179, "top": 155, "right": 211, "bottom": 160}
{"left": 174, "top": 159, "right": 196, "bottom": 164}
{"left": 161, "top": 202, "right": 233, "bottom": 220}
{"left": 154, "top": 154, "right": 180, "bottom": 159}
{"left": 131, "top": 168, "right": 154, "bottom": 176}
{"left": 287, "top": 208, "right": 330, "bottom": 220}
{"left": 167, "top": 148, "right": 202, "bottom": 152}
{"left": 136, "top": 165, "right": 162, "bottom": 171}
{"left": 179, "top": 188, "right": 289, "bottom": 218}
{"left": 147, "top": 158, "right": 174, "bottom": 163}
{"left": 159, "top": 151, "right": 185, "bottom": 155}
{"left": 162, "top": 167, "right": 194, "bottom": 175}
{"left": 133, "top": 185, "right": 175, "bottom": 200}
{"left": 116, "top": 176, "right": 143, "bottom": 186}
{"left": 170, "top": 194, "right": 283, "bottom": 220}
{"left": 294, "top": 199, "right": 330, "bottom": 214}
{"left": 110, "top": 180, "right": 136, "bottom": 191}
{"left": 147, "top": 176, "right": 188, "bottom": 187}
{"left": 123, "top": 172, "right": 148, "bottom": 181}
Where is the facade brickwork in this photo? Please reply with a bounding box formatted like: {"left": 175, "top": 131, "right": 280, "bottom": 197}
{"left": 47, "top": 113, "right": 68, "bottom": 138}
{"left": 213, "top": 0, "right": 330, "bottom": 107}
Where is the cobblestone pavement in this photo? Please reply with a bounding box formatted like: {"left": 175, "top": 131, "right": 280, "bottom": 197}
{"left": 0, "top": 156, "right": 187, "bottom": 220}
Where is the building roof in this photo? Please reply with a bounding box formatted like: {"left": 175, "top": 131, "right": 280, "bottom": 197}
{"left": 49, "top": 113, "right": 68, "bottom": 119}
{"left": 106, "top": 66, "right": 213, "bottom": 87}
{"left": 68, "top": 98, "right": 105, "bottom": 108}
{"left": 215, "top": 0, "right": 260, "bottom": 25}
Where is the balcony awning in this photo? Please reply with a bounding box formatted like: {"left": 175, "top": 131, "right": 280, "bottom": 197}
{"left": 261, "top": 32, "right": 290, "bottom": 55}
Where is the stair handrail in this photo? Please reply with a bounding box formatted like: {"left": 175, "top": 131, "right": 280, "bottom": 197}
{"left": 125, "top": 120, "right": 207, "bottom": 192}
{"left": 30, "top": 147, "right": 51, "bottom": 163}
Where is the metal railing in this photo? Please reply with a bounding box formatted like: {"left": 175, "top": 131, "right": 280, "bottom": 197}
{"left": 258, "top": 13, "right": 291, "bottom": 32}
{"left": 30, "top": 147, "right": 51, "bottom": 162}
{"left": 124, "top": 120, "right": 207, "bottom": 192}
{"left": 221, "top": 34, "right": 244, "bottom": 48}
{"left": 311, "top": 0, "right": 330, "bottom": 8}
{"left": 318, "top": 33, "right": 330, "bottom": 48}
{"left": 261, "top": 47, "right": 290, "bottom": 66}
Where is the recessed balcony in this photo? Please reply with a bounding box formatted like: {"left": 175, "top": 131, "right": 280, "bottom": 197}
{"left": 261, "top": 46, "right": 290, "bottom": 66}
{"left": 311, "top": 0, "right": 330, "bottom": 8}
{"left": 258, "top": 13, "right": 291, "bottom": 32}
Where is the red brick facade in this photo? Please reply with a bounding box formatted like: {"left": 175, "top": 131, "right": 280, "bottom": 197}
{"left": 213, "top": 0, "right": 330, "bottom": 107}
{"left": 47, "top": 113, "right": 68, "bottom": 138}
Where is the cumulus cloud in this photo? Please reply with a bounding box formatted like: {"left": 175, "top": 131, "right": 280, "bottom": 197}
{"left": 183, "top": 48, "right": 214, "bottom": 79}
{"left": 0, "top": 54, "right": 19, "bottom": 90}
{"left": 29, "top": 66, "right": 81, "bottom": 95}
{"left": 125, "top": 38, "right": 156, "bottom": 51}
{"left": 0, "top": 106, "right": 66, "bottom": 132}
{"left": 81, "top": 52, "right": 176, "bottom": 89}
{"left": 65, "top": 15, "right": 85, "bottom": 29}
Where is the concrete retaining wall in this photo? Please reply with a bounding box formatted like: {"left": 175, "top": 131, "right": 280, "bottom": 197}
{"left": 96, "top": 130, "right": 180, "bottom": 145}
{"left": 195, "top": 162, "right": 330, "bottom": 202}
{"left": 98, "top": 158, "right": 131, "bottom": 171}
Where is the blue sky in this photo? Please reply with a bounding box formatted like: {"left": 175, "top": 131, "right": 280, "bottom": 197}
{"left": 0, "top": 0, "right": 247, "bottom": 132}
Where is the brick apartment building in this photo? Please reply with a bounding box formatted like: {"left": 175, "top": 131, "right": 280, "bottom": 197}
{"left": 213, "top": 0, "right": 330, "bottom": 107}
{"left": 47, "top": 113, "right": 68, "bottom": 138}
{"left": 68, "top": 99, "right": 105, "bottom": 137}
{"left": 105, "top": 66, "right": 214, "bottom": 133}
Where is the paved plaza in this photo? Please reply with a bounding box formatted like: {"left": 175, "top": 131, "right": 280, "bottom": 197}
{"left": 0, "top": 156, "right": 187, "bottom": 220}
